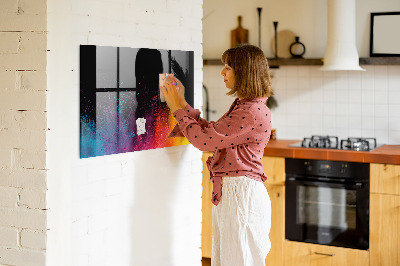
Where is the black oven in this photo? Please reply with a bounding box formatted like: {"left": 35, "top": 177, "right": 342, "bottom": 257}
{"left": 285, "top": 158, "right": 369, "bottom": 250}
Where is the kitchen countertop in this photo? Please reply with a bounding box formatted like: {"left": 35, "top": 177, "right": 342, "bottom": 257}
{"left": 263, "top": 139, "right": 400, "bottom": 165}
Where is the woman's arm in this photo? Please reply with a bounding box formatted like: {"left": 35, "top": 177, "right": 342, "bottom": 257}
{"left": 173, "top": 106, "right": 256, "bottom": 152}
{"left": 163, "top": 77, "right": 212, "bottom": 137}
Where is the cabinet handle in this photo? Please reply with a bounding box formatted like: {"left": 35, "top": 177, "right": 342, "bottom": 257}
{"left": 314, "top": 252, "right": 335, "bottom": 257}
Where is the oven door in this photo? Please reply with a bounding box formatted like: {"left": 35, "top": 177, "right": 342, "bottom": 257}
{"left": 285, "top": 177, "right": 369, "bottom": 250}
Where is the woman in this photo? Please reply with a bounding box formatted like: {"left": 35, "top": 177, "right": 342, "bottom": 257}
{"left": 162, "top": 44, "right": 273, "bottom": 266}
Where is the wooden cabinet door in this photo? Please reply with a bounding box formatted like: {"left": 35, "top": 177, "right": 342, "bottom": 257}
{"left": 284, "top": 241, "right": 369, "bottom": 266}
{"left": 370, "top": 163, "right": 400, "bottom": 195}
{"left": 370, "top": 193, "right": 400, "bottom": 266}
{"left": 264, "top": 184, "right": 284, "bottom": 266}
{"left": 201, "top": 152, "right": 213, "bottom": 258}
{"left": 262, "top": 156, "right": 285, "bottom": 186}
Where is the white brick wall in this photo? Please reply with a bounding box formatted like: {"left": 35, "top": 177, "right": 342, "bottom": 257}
{"left": 46, "top": 1, "right": 203, "bottom": 266}
{"left": 21, "top": 229, "right": 47, "bottom": 250}
{"left": 0, "top": 0, "right": 48, "bottom": 264}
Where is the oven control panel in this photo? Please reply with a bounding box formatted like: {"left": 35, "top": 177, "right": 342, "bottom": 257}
{"left": 286, "top": 158, "right": 369, "bottom": 180}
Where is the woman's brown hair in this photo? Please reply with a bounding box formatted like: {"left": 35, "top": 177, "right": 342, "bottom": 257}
{"left": 221, "top": 44, "right": 273, "bottom": 99}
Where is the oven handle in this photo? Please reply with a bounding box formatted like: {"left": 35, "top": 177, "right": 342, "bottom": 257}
{"left": 286, "top": 177, "right": 364, "bottom": 189}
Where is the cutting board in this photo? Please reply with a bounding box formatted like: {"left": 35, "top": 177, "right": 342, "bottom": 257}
{"left": 231, "top": 16, "right": 249, "bottom": 48}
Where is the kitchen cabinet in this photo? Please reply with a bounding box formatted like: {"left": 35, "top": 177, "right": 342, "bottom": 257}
{"left": 202, "top": 152, "right": 213, "bottom": 258}
{"left": 284, "top": 241, "right": 369, "bottom": 266}
{"left": 370, "top": 163, "right": 400, "bottom": 266}
{"left": 201, "top": 154, "right": 286, "bottom": 266}
{"left": 261, "top": 156, "right": 285, "bottom": 266}
{"left": 261, "top": 156, "right": 285, "bottom": 186}
{"left": 264, "top": 184, "right": 284, "bottom": 266}
{"left": 370, "top": 163, "right": 400, "bottom": 195}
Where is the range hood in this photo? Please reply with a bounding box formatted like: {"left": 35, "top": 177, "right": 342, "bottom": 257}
{"left": 320, "top": 0, "right": 365, "bottom": 71}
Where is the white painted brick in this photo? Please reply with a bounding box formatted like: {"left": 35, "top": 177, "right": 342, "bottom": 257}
{"left": 72, "top": 184, "right": 91, "bottom": 203}
{"left": 16, "top": 70, "right": 47, "bottom": 91}
{"left": 0, "top": 13, "right": 46, "bottom": 33}
{"left": 0, "top": 90, "right": 46, "bottom": 111}
{"left": 166, "top": 0, "right": 191, "bottom": 15}
{"left": 0, "top": 208, "right": 46, "bottom": 230}
{"left": 105, "top": 162, "right": 122, "bottom": 179}
{"left": 0, "top": 247, "right": 45, "bottom": 266}
{"left": 11, "top": 147, "right": 23, "bottom": 169}
{"left": 71, "top": 166, "right": 88, "bottom": 186}
{"left": 181, "top": 16, "right": 202, "bottom": 30}
{"left": 87, "top": 212, "right": 109, "bottom": 233}
{"left": 72, "top": 218, "right": 88, "bottom": 237}
{"left": 0, "top": 226, "right": 19, "bottom": 247}
{"left": 190, "top": 160, "right": 203, "bottom": 174}
{"left": 1, "top": 110, "right": 46, "bottom": 130}
{"left": 19, "top": 0, "right": 47, "bottom": 15}
{"left": 0, "top": 149, "right": 11, "bottom": 169}
{"left": 0, "top": 32, "right": 20, "bottom": 54}
{"left": 87, "top": 164, "right": 108, "bottom": 183}
{"left": 121, "top": 161, "right": 134, "bottom": 176}
{"left": 19, "top": 189, "right": 46, "bottom": 209}
{"left": 88, "top": 232, "right": 106, "bottom": 265}
{"left": 20, "top": 229, "right": 46, "bottom": 249}
{"left": 0, "top": 32, "right": 47, "bottom": 71}
{"left": 128, "top": 0, "right": 165, "bottom": 13}
{"left": 0, "top": 71, "right": 16, "bottom": 90}
{"left": 88, "top": 182, "right": 107, "bottom": 200}
{"left": 135, "top": 24, "right": 170, "bottom": 41}
{"left": 71, "top": 201, "right": 89, "bottom": 222}
{"left": 152, "top": 11, "right": 180, "bottom": 27}
{"left": 0, "top": 50, "right": 46, "bottom": 71}
{"left": 191, "top": 32, "right": 203, "bottom": 45}
{"left": 20, "top": 149, "right": 46, "bottom": 170}
{"left": 0, "top": 0, "right": 18, "bottom": 13}
{"left": 104, "top": 178, "right": 123, "bottom": 196}
{"left": 104, "top": 194, "right": 123, "bottom": 211}
{"left": 15, "top": 32, "right": 47, "bottom": 56}
{"left": 0, "top": 111, "right": 7, "bottom": 129}
{"left": 189, "top": 3, "right": 203, "bottom": 19}
{"left": 0, "top": 129, "right": 46, "bottom": 150}
{"left": 0, "top": 169, "right": 47, "bottom": 189}
{"left": 0, "top": 187, "right": 19, "bottom": 208}
{"left": 95, "top": 20, "right": 129, "bottom": 38}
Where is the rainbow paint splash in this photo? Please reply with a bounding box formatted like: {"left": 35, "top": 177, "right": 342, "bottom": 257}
{"left": 80, "top": 45, "right": 193, "bottom": 158}
{"left": 80, "top": 101, "right": 189, "bottom": 158}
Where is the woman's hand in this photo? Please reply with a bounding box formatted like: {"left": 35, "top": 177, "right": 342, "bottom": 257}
{"left": 161, "top": 76, "right": 187, "bottom": 113}
{"left": 172, "top": 77, "right": 187, "bottom": 108}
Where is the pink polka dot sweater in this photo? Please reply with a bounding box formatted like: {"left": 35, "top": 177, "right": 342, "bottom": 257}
{"left": 169, "top": 97, "right": 272, "bottom": 206}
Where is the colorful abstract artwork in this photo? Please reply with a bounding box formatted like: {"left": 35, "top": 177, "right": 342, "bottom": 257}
{"left": 80, "top": 45, "right": 194, "bottom": 158}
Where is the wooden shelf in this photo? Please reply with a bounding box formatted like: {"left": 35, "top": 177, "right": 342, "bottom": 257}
{"left": 203, "top": 57, "right": 400, "bottom": 67}
{"left": 268, "top": 58, "right": 322, "bottom": 67}
{"left": 203, "top": 58, "right": 323, "bottom": 67}
{"left": 359, "top": 57, "right": 400, "bottom": 65}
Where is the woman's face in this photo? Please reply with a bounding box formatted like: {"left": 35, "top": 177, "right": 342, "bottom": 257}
{"left": 220, "top": 64, "right": 235, "bottom": 89}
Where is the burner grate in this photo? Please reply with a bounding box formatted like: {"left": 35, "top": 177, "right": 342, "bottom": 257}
{"left": 340, "top": 137, "right": 377, "bottom": 151}
{"left": 301, "top": 135, "right": 339, "bottom": 149}
{"left": 296, "top": 136, "right": 378, "bottom": 151}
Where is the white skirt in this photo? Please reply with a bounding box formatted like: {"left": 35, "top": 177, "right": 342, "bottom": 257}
{"left": 212, "top": 176, "right": 271, "bottom": 266}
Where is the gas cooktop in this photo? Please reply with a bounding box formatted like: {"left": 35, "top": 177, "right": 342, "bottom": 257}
{"left": 289, "top": 135, "right": 383, "bottom": 151}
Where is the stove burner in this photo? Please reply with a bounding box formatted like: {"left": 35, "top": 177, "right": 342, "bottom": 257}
{"left": 301, "top": 135, "right": 339, "bottom": 149}
{"left": 340, "top": 137, "right": 377, "bottom": 151}
{"left": 295, "top": 136, "right": 378, "bottom": 151}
